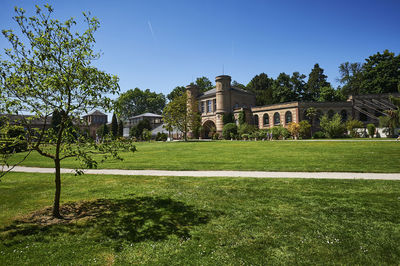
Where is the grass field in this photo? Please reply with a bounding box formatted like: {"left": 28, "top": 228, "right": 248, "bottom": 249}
{"left": 7, "top": 140, "right": 400, "bottom": 173}
{"left": 1, "top": 172, "right": 400, "bottom": 265}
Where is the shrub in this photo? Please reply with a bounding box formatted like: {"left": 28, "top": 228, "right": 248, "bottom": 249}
{"left": 312, "top": 131, "right": 326, "bottom": 139}
{"left": 270, "top": 126, "right": 281, "bottom": 140}
{"left": 130, "top": 119, "right": 151, "bottom": 139}
{"left": 222, "top": 123, "right": 237, "bottom": 139}
{"left": 156, "top": 132, "right": 168, "bottom": 141}
{"left": 222, "top": 113, "right": 234, "bottom": 125}
{"left": 287, "top": 122, "right": 300, "bottom": 139}
{"left": 320, "top": 114, "right": 346, "bottom": 138}
{"left": 241, "top": 133, "right": 249, "bottom": 140}
{"left": 142, "top": 128, "right": 152, "bottom": 141}
{"left": 212, "top": 133, "right": 220, "bottom": 140}
{"left": 279, "top": 127, "right": 291, "bottom": 139}
{"left": 346, "top": 118, "right": 364, "bottom": 138}
{"left": 367, "top": 124, "right": 376, "bottom": 138}
{"left": 237, "top": 123, "right": 255, "bottom": 137}
{"left": 258, "top": 129, "right": 268, "bottom": 140}
{"left": 299, "top": 120, "right": 311, "bottom": 139}
{"left": 0, "top": 138, "right": 28, "bottom": 154}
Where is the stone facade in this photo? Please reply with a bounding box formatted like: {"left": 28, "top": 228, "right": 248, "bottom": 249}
{"left": 186, "top": 75, "right": 400, "bottom": 138}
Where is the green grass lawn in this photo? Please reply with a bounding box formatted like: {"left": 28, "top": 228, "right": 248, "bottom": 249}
{"left": 1, "top": 172, "right": 400, "bottom": 265}
{"left": 7, "top": 140, "right": 400, "bottom": 172}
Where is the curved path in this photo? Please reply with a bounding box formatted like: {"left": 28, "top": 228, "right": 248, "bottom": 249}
{"left": 4, "top": 166, "right": 400, "bottom": 180}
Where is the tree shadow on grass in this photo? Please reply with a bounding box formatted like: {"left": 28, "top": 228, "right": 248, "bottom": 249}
{"left": 1, "top": 197, "right": 216, "bottom": 250}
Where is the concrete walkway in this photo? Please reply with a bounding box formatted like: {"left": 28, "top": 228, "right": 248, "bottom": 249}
{"left": 5, "top": 166, "right": 400, "bottom": 180}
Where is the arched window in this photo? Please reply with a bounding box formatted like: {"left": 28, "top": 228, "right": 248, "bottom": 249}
{"left": 285, "top": 111, "right": 292, "bottom": 124}
{"left": 315, "top": 110, "right": 323, "bottom": 124}
{"left": 328, "top": 110, "right": 335, "bottom": 119}
{"left": 360, "top": 108, "right": 368, "bottom": 122}
{"left": 253, "top": 115, "right": 259, "bottom": 128}
{"left": 340, "top": 110, "right": 348, "bottom": 122}
{"left": 274, "top": 112, "right": 280, "bottom": 125}
{"left": 263, "top": 113, "right": 269, "bottom": 126}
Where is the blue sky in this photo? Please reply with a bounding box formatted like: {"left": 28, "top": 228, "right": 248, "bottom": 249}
{"left": 1, "top": 0, "right": 400, "bottom": 99}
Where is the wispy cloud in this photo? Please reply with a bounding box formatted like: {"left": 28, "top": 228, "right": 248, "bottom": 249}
{"left": 147, "top": 20, "right": 156, "bottom": 41}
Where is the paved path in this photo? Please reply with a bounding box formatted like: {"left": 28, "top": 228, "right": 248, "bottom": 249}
{"left": 4, "top": 166, "right": 400, "bottom": 180}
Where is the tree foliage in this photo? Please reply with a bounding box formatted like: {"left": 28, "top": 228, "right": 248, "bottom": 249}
{"left": 320, "top": 114, "right": 346, "bottom": 138}
{"left": 304, "top": 64, "right": 331, "bottom": 101}
{"left": 114, "top": 88, "right": 165, "bottom": 120}
{"left": 246, "top": 73, "right": 274, "bottom": 106}
{"left": 163, "top": 94, "right": 189, "bottom": 141}
{"left": 0, "top": 5, "right": 135, "bottom": 218}
{"left": 111, "top": 113, "right": 118, "bottom": 138}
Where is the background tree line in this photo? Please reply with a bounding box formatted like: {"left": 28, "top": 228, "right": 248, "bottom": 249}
{"left": 114, "top": 50, "right": 399, "bottom": 122}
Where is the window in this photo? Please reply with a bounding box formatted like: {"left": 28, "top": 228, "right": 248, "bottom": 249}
{"left": 340, "top": 110, "right": 347, "bottom": 122}
{"left": 285, "top": 111, "right": 292, "bottom": 124}
{"left": 328, "top": 110, "right": 335, "bottom": 119}
{"left": 263, "top": 113, "right": 269, "bottom": 126}
{"left": 207, "top": 100, "right": 212, "bottom": 113}
{"left": 201, "top": 102, "right": 205, "bottom": 113}
{"left": 213, "top": 99, "right": 216, "bottom": 112}
{"left": 274, "top": 112, "right": 280, "bottom": 125}
{"left": 254, "top": 115, "right": 259, "bottom": 128}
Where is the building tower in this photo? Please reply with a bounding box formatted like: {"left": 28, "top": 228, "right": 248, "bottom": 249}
{"left": 215, "top": 75, "right": 231, "bottom": 133}
{"left": 186, "top": 84, "right": 199, "bottom": 138}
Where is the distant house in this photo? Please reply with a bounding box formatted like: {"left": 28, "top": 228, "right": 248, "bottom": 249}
{"left": 82, "top": 110, "right": 108, "bottom": 138}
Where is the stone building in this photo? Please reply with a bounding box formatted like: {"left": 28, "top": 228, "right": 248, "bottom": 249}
{"left": 186, "top": 75, "right": 399, "bottom": 138}
{"left": 82, "top": 110, "right": 108, "bottom": 138}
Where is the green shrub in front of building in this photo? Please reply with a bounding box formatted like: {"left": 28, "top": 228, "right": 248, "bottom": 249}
{"left": 222, "top": 123, "right": 237, "bottom": 140}
{"left": 367, "top": 123, "right": 376, "bottom": 138}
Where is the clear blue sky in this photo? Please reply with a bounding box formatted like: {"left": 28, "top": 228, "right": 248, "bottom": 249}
{"left": 1, "top": 0, "right": 400, "bottom": 99}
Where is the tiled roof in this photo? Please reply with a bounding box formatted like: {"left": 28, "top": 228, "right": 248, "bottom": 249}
{"left": 129, "top": 112, "right": 162, "bottom": 119}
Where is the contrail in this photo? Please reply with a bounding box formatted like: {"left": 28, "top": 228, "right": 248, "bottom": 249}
{"left": 147, "top": 20, "right": 156, "bottom": 41}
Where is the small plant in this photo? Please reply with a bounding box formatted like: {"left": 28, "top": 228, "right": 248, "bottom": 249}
{"left": 320, "top": 114, "right": 346, "bottom": 138}
{"left": 367, "top": 124, "right": 376, "bottom": 138}
{"left": 241, "top": 133, "right": 249, "bottom": 140}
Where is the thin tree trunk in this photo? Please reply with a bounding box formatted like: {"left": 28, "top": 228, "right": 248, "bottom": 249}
{"left": 52, "top": 158, "right": 62, "bottom": 218}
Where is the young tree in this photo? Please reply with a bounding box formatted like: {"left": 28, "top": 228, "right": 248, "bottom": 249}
{"left": 0, "top": 5, "right": 135, "bottom": 218}
{"left": 287, "top": 122, "right": 300, "bottom": 139}
{"left": 163, "top": 94, "right": 189, "bottom": 141}
{"left": 167, "top": 86, "right": 186, "bottom": 101}
{"left": 111, "top": 113, "right": 118, "bottom": 138}
{"left": 320, "top": 114, "right": 346, "bottom": 138}
{"left": 306, "top": 107, "right": 317, "bottom": 136}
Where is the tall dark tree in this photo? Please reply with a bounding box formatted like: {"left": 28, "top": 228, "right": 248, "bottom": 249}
{"left": 360, "top": 50, "right": 400, "bottom": 94}
{"left": 290, "top": 72, "right": 307, "bottom": 100}
{"left": 111, "top": 113, "right": 118, "bottom": 138}
{"left": 51, "top": 109, "right": 62, "bottom": 130}
{"left": 272, "top": 72, "right": 301, "bottom": 103}
{"left": 246, "top": 73, "right": 274, "bottom": 106}
{"left": 317, "top": 87, "right": 345, "bottom": 102}
{"left": 338, "top": 62, "right": 363, "bottom": 96}
{"left": 114, "top": 88, "right": 166, "bottom": 120}
{"left": 117, "top": 119, "right": 124, "bottom": 137}
{"left": 304, "top": 64, "right": 331, "bottom": 101}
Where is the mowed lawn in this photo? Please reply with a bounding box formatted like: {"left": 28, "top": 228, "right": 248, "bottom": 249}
{"left": 7, "top": 140, "right": 400, "bottom": 172}
{"left": 1, "top": 172, "right": 400, "bottom": 265}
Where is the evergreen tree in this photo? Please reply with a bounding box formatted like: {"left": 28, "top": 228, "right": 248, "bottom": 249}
{"left": 51, "top": 109, "right": 62, "bottom": 131}
{"left": 246, "top": 73, "right": 274, "bottom": 106}
{"left": 118, "top": 119, "right": 124, "bottom": 137}
{"left": 111, "top": 113, "right": 118, "bottom": 138}
{"left": 101, "top": 123, "right": 109, "bottom": 137}
{"left": 305, "top": 64, "right": 331, "bottom": 101}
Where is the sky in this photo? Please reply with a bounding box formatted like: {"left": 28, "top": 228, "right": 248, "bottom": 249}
{"left": 1, "top": 0, "right": 400, "bottom": 100}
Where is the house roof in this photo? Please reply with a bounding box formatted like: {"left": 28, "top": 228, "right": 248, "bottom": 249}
{"left": 197, "top": 87, "right": 253, "bottom": 99}
{"left": 83, "top": 110, "right": 107, "bottom": 117}
{"left": 129, "top": 112, "right": 162, "bottom": 119}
